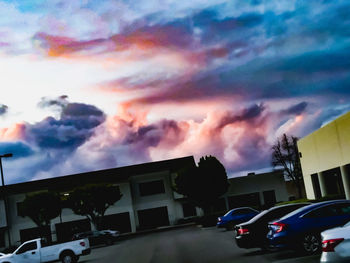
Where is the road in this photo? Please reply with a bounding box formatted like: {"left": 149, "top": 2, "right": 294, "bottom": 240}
{"left": 80, "top": 225, "right": 320, "bottom": 263}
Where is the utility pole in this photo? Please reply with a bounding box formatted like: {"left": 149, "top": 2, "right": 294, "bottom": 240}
{"left": 0, "top": 153, "right": 13, "bottom": 248}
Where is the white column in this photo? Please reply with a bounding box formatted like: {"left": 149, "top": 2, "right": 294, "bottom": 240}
{"left": 318, "top": 172, "right": 327, "bottom": 197}
{"left": 340, "top": 166, "right": 350, "bottom": 200}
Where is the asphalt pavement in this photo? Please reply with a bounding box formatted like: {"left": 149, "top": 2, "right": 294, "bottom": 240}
{"left": 80, "top": 225, "right": 320, "bottom": 263}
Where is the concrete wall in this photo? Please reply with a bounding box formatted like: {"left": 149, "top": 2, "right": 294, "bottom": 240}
{"left": 130, "top": 171, "right": 181, "bottom": 227}
{"left": 226, "top": 171, "right": 290, "bottom": 205}
{"left": 298, "top": 111, "right": 350, "bottom": 199}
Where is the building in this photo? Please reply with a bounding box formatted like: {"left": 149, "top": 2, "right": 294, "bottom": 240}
{"left": 0, "top": 156, "right": 200, "bottom": 248}
{"left": 0, "top": 156, "right": 292, "bottom": 249}
{"left": 223, "top": 170, "right": 290, "bottom": 210}
{"left": 298, "top": 111, "right": 350, "bottom": 200}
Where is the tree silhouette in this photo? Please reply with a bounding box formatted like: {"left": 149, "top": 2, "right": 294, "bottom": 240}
{"left": 174, "top": 155, "right": 229, "bottom": 214}
{"left": 272, "top": 133, "right": 304, "bottom": 198}
{"left": 67, "top": 183, "right": 122, "bottom": 230}
{"left": 20, "top": 191, "right": 61, "bottom": 240}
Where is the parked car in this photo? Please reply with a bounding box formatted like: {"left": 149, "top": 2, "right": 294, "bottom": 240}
{"left": 0, "top": 237, "right": 90, "bottom": 263}
{"left": 72, "top": 229, "right": 120, "bottom": 246}
{"left": 320, "top": 220, "right": 350, "bottom": 262}
{"left": 235, "top": 203, "right": 310, "bottom": 250}
{"left": 267, "top": 200, "right": 350, "bottom": 255}
{"left": 217, "top": 207, "right": 259, "bottom": 230}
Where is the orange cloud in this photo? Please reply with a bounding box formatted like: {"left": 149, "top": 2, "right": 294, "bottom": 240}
{"left": 0, "top": 123, "right": 26, "bottom": 141}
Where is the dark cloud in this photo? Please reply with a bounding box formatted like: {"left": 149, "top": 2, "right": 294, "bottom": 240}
{"left": 217, "top": 103, "right": 266, "bottom": 129}
{"left": 124, "top": 119, "right": 184, "bottom": 148}
{"left": 0, "top": 104, "right": 8, "bottom": 116}
{"left": 282, "top": 102, "right": 308, "bottom": 116}
{"left": 26, "top": 101, "right": 106, "bottom": 149}
{"left": 0, "top": 142, "right": 34, "bottom": 158}
{"left": 38, "top": 95, "right": 68, "bottom": 109}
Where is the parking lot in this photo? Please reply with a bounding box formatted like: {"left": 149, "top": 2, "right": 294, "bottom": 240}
{"left": 80, "top": 225, "right": 320, "bottom": 263}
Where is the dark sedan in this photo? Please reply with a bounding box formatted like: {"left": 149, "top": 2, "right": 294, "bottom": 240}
{"left": 73, "top": 229, "right": 120, "bottom": 246}
{"left": 235, "top": 202, "right": 310, "bottom": 250}
{"left": 267, "top": 200, "right": 350, "bottom": 254}
{"left": 217, "top": 207, "right": 259, "bottom": 230}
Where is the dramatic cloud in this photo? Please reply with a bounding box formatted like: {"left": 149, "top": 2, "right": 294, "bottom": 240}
{"left": 25, "top": 100, "right": 105, "bottom": 149}
{"left": 0, "top": 0, "right": 350, "bottom": 183}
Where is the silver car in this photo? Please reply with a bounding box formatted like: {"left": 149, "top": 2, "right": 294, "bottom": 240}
{"left": 321, "top": 221, "right": 350, "bottom": 262}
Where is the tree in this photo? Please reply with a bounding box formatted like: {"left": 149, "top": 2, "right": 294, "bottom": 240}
{"left": 67, "top": 184, "right": 122, "bottom": 230}
{"left": 174, "top": 155, "right": 229, "bottom": 214}
{"left": 20, "top": 191, "right": 62, "bottom": 239}
{"left": 272, "top": 133, "right": 304, "bottom": 198}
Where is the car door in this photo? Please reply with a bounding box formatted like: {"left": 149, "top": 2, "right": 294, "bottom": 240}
{"left": 14, "top": 240, "right": 40, "bottom": 263}
{"left": 232, "top": 209, "right": 250, "bottom": 224}
{"left": 301, "top": 204, "right": 346, "bottom": 233}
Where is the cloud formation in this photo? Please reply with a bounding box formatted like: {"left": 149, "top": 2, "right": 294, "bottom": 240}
{"left": 0, "top": 0, "right": 350, "bottom": 183}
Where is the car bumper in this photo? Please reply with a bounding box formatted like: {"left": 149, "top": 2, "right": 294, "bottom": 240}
{"left": 235, "top": 235, "right": 256, "bottom": 248}
{"left": 266, "top": 233, "right": 291, "bottom": 250}
{"left": 82, "top": 248, "right": 91, "bottom": 255}
{"left": 320, "top": 252, "right": 350, "bottom": 263}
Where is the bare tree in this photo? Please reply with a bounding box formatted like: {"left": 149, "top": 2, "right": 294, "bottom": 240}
{"left": 272, "top": 134, "right": 304, "bottom": 198}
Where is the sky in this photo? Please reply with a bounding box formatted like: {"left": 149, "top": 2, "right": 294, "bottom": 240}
{"left": 1, "top": 0, "right": 350, "bottom": 184}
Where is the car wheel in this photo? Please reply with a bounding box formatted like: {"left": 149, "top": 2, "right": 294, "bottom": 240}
{"left": 300, "top": 233, "right": 321, "bottom": 255}
{"left": 60, "top": 251, "right": 77, "bottom": 263}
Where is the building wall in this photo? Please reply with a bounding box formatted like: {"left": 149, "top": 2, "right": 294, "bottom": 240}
{"left": 298, "top": 111, "right": 350, "bottom": 199}
{"left": 130, "top": 171, "right": 181, "bottom": 228}
{"left": 223, "top": 170, "right": 290, "bottom": 210}
{"left": 1, "top": 171, "right": 187, "bottom": 247}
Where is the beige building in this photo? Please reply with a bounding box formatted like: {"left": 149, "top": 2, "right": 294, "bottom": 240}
{"left": 0, "top": 156, "right": 292, "bottom": 249}
{"left": 298, "top": 111, "right": 350, "bottom": 200}
{"left": 0, "top": 156, "right": 200, "bottom": 248}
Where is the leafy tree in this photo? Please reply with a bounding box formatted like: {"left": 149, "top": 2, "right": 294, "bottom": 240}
{"left": 272, "top": 133, "right": 304, "bottom": 198}
{"left": 174, "top": 155, "right": 229, "bottom": 214}
{"left": 20, "top": 191, "right": 62, "bottom": 238}
{"left": 67, "top": 184, "right": 122, "bottom": 230}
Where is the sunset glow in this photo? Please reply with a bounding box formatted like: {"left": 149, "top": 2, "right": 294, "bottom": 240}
{"left": 0, "top": 0, "right": 350, "bottom": 183}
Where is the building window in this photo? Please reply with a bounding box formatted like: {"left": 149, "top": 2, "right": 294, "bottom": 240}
{"left": 17, "top": 202, "right": 24, "bottom": 216}
{"left": 139, "top": 180, "right": 165, "bottom": 196}
{"left": 263, "top": 190, "right": 276, "bottom": 208}
{"left": 182, "top": 203, "right": 196, "bottom": 217}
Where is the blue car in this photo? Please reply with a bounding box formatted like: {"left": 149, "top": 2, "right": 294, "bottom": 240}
{"left": 217, "top": 207, "right": 259, "bottom": 230}
{"left": 267, "top": 200, "right": 350, "bottom": 254}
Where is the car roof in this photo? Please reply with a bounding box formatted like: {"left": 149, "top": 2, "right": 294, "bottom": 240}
{"left": 279, "top": 199, "right": 350, "bottom": 220}
{"left": 269, "top": 202, "right": 311, "bottom": 210}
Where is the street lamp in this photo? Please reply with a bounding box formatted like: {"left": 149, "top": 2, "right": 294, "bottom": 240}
{"left": 0, "top": 153, "right": 13, "bottom": 248}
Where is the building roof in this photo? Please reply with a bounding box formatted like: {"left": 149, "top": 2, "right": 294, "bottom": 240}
{"left": 0, "top": 156, "right": 196, "bottom": 195}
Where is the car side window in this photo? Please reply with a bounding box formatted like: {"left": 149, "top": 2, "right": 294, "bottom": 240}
{"left": 234, "top": 209, "right": 254, "bottom": 215}
{"left": 16, "top": 241, "right": 37, "bottom": 254}
{"left": 304, "top": 205, "right": 338, "bottom": 218}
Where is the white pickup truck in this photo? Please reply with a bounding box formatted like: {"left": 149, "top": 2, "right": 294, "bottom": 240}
{"left": 0, "top": 237, "right": 90, "bottom": 263}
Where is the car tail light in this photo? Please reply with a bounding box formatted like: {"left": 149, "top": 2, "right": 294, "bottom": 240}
{"left": 322, "top": 238, "right": 344, "bottom": 252}
{"left": 237, "top": 228, "right": 250, "bottom": 235}
{"left": 80, "top": 241, "right": 86, "bottom": 247}
{"left": 271, "top": 222, "right": 287, "bottom": 233}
